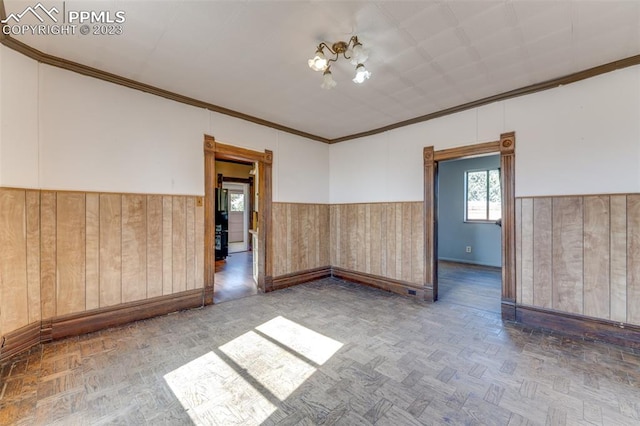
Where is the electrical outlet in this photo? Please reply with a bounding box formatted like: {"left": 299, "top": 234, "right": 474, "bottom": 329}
{"left": 465, "top": 246, "right": 472, "bottom": 253}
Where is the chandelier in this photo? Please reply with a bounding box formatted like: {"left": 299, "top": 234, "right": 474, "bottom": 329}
{"left": 308, "top": 36, "right": 371, "bottom": 89}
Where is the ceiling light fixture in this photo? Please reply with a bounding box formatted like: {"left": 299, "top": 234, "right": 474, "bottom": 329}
{"left": 308, "top": 36, "right": 370, "bottom": 89}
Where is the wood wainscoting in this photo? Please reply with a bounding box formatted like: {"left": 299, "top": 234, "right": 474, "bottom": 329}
{"left": 329, "top": 202, "right": 425, "bottom": 298}
{"left": 515, "top": 194, "right": 640, "bottom": 325}
{"left": 0, "top": 187, "right": 205, "bottom": 362}
{"left": 271, "top": 203, "right": 330, "bottom": 279}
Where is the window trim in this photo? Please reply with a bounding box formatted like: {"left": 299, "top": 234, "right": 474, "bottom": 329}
{"left": 464, "top": 167, "right": 501, "bottom": 223}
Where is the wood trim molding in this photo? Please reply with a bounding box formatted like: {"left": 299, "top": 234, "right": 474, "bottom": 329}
{"left": 204, "top": 136, "right": 273, "bottom": 297}
{"left": 423, "top": 147, "right": 436, "bottom": 302}
{"left": 0, "top": 322, "right": 40, "bottom": 363}
{"left": 204, "top": 137, "right": 216, "bottom": 304}
{"left": 425, "top": 135, "right": 516, "bottom": 319}
{"left": 262, "top": 150, "right": 274, "bottom": 290}
{"left": 517, "top": 304, "right": 640, "bottom": 349}
{"left": 0, "top": 289, "right": 203, "bottom": 362}
{"left": 271, "top": 266, "right": 332, "bottom": 291}
{"left": 332, "top": 267, "right": 427, "bottom": 299}
{"left": 434, "top": 141, "right": 500, "bottom": 161}
{"left": 49, "top": 289, "right": 204, "bottom": 340}
{"left": 222, "top": 176, "right": 253, "bottom": 184}
{"left": 500, "top": 132, "right": 517, "bottom": 320}
{"left": 1, "top": 2, "right": 638, "bottom": 145}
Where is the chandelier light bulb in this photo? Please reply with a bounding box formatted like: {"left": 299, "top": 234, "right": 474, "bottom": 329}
{"left": 308, "top": 49, "right": 327, "bottom": 72}
{"left": 352, "top": 64, "right": 371, "bottom": 84}
{"left": 350, "top": 43, "right": 369, "bottom": 65}
{"left": 321, "top": 69, "right": 337, "bottom": 90}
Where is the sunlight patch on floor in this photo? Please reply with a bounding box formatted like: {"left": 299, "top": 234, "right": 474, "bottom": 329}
{"left": 256, "top": 315, "right": 344, "bottom": 365}
{"left": 164, "top": 316, "right": 343, "bottom": 425}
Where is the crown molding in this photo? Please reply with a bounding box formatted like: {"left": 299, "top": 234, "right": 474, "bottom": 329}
{"left": 1, "top": 1, "right": 639, "bottom": 145}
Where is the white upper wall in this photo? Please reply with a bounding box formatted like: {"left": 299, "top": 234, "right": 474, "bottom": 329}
{"left": 40, "top": 64, "right": 209, "bottom": 195}
{"left": 0, "top": 47, "right": 39, "bottom": 188}
{"left": 0, "top": 45, "right": 329, "bottom": 203}
{"left": 330, "top": 65, "right": 640, "bottom": 202}
{"left": 2, "top": 44, "right": 638, "bottom": 203}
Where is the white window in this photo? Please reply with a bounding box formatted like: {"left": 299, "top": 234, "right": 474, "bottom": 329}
{"left": 465, "top": 169, "right": 501, "bottom": 222}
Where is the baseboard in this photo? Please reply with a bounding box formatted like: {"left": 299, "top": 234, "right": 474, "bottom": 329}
{"left": 516, "top": 304, "right": 640, "bottom": 349}
{"left": 501, "top": 299, "right": 516, "bottom": 321}
{"left": 0, "top": 321, "right": 41, "bottom": 363}
{"left": 271, "top": 266, "right": 331, "bottom": 291}
{"left": 49, "top": 289, "right": 205, "bottom": 340}
{"left": 332, "top": 267, "right": 426, "bottom": 299}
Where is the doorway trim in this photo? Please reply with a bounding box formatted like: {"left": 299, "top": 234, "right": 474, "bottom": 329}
{"left": 424, "top": 132, "right": 516, "bottom": 320}
{"left": 204, "top": 135, "right": 273, "bottom": 305}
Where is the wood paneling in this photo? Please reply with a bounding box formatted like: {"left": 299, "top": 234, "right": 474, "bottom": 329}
{"left": 519, "top": 198, "right": 534, "bottom": 305}
{"left": 85, "top": 194, "right": 100, "bottom": 311}
{"left": 552, "top": 197, "right": 584, "bottom": 314}
{"left": 381, "top": 203, "right": 400, "bottom": 279}
{"left": 319, "top": 204, "right": 330, "bottom": 267}
{"left": 25, "top": 191, "right": 41, "bottom": 323}
{"left": 186, "top": 197, "right": 196, "bottom": 291}
{"left": 172, "top": 197, "right": 187, "bottom": 293}
{"left": 122, "top": 194, "right": 147, "bottom": 303}
{"left": 533, "top": 198, "right": 552, "bottom": 308}
{"left": 272, "top": 204, "right": 286, "bottom": 276}
{"left": 40, "top": 192, "right": 57, "bottom": 319}
{"left": 100, "top": 194, "right": 122, "bottom": 307}
{"left": 162, "top": 196, "right": 173, "bottom": 296}
{"left": 583, "top": 196, "right": 610, "bottom": 319}
{"left": 147, "top": 195, "right": 163, "bottom": 299}
{"left": 515, "top": 199, "right": 523, "bottom": 304}
{"left": 195, "top": 201, "right": 205, "bottom": 289}
{"left": 56, "top": 193, "right": 86, "bottom": 316}
{"left": 0, "top": 187, "right": 205, "bottom": 359}
{"left": 628, "top": 195, "right": 640, "bottom": 324}
{"left": 271, "top": 203, "right": 331, "bottom": 277}
{"left": 369, "top": 204, "right": 382, "bottom": 277}
{"left": 0, "top": 190, "right": 29, "bottom": 333}
{"left": 329, "top": 202, "right": 424, "bottom": 287}
{"left": 516, "top": 194, "right": 639, "bottom": 326}
{"left": 411, "top": 202, "right": 424, "bottom": 285}
{"left": 610, "top": 195, "right": 627, "bottom": 323}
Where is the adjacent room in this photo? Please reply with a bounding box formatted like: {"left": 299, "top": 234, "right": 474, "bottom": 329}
{"left": 1, "top": 1, "right": 639, "bottom": 425}
{"left": 437, "top": 155, "right": 502, "bottom": 314}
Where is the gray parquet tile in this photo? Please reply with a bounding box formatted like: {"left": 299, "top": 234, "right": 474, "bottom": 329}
{"left": 2, "top": 270, "right": 640, "bottom": 425}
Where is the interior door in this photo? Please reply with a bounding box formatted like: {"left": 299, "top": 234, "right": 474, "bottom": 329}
{"left": 224, "top": 182, "right": 249, "bottom": 253}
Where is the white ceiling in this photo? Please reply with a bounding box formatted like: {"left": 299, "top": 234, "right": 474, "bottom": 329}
{"left": 4, "top": 0, "right": 640, "bottom": 141}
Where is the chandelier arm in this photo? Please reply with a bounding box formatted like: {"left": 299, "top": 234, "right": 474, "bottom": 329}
{"left": 326, "top": 57, "right": 339, "bottom": 66}
{"left": 318, "top": 42, "right": 336, "bottom": 55}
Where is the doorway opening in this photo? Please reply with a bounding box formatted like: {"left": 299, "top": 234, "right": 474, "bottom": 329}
{"left": 204, "top": 136, "right": 273, "bottom": 306}
{"left": 213, "top": 159, "right": 256, "bottom": 303}
{"left": 424, "top": 132, "right": 516, "bottom": 320}
{"left": 436, "top": 155, "right": 502, "bottom": 313}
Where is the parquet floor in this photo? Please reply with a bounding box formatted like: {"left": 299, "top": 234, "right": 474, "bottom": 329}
{"left": 214, "top": 251, "right": 257, "bottom": 304}
{"left": 2, "top": 275, "right": 640, "bottom": 425}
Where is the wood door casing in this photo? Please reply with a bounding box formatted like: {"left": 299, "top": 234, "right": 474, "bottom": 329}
{"left": 204, "top": 136, "right": 273, "bottom": 304}
{"left": 424, "top": 133, "right": 516, "bottom": 320}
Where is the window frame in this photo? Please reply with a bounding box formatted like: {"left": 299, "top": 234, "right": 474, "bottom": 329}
{"left": 464, "top": 167, "right": 501, "bottom": 223}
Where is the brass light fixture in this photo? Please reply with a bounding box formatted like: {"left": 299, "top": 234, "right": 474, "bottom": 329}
{"left": 308, "top": 36, "right": 371, "bottom": 89}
